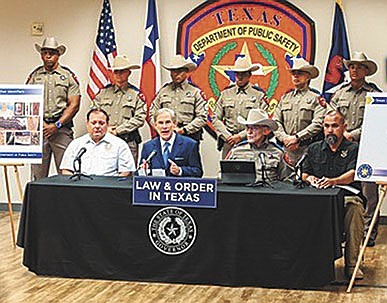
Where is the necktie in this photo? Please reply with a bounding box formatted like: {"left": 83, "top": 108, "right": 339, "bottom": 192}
{"left": 163, "top": 142, "right": 170, "bottom": 168}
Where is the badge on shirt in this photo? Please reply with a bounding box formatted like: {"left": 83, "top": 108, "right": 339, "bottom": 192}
{"left": 186, "top": 91, "right": 192, "bottom": 97}
{"left": 250, "top": 96, "right": 256, "bottom": 102}
{"left": 60, "top": 75, "right": 67, "bottom": 80}
{"left": 306, "top": 98, "right": 313, "bottom": 104}
{"left": 105, "top": 143, "right": 112, "bottom": 151}
{"left": 341, "top": 150, "right": 348, "bottom": 158}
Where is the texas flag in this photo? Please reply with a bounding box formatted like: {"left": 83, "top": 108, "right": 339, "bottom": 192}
{"left": 140, "top": 0, "right": 161, "bottom": 137}
{"left": 322, "top": 0, "right": 350, "bottom": 101}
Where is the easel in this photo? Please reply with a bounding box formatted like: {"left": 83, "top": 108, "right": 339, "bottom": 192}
{"left": 346, "top": 183, "right": 387, "bottom": 292}
{"left": 2, "top": 164, "right": 24, "bottom": 247}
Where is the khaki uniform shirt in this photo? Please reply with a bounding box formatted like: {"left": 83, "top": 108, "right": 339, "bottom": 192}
{"left": 273, "top": 87, "right": 326, "bottom": 143}
{"left": 150, "top": 80, "right": 207, "bottom": 134}
{"left": 26, "top": 65, "right": 80, "bottom": 119}
{"left": 330, "top": 82, "right": 381, "bottom": 142}
{"left": 228, "top": 138, "right": 289, "bottom": 182}
{"left": 212, "top": 83, "right": 267, "bottom": 140}
{"left": 94, "top": 84, "right": 146, "bottom": 135}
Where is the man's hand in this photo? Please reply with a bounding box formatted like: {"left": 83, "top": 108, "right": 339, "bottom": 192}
{"left": 344, "top": 131, "right": 353, "bottom": 141}
{"left": 108, "top": 126, "right": 117, "bottom": 135}
{"left": 175, "top": 128, "right": 184, "bottom": 135}
{"left": 226, "top": 134, "right": 242, "bottom": 146}
{"left": 316, "top": 176, "right": 337, "bottom": 189}
{"left": 283, "top": 135, "right": 299, "bottom": 149}
{"left": 168, "top": 159, "right": 182, "bottom": 176}
{"left": 140, "top": 159, "right": 149, "bottom": 170}
{"left": 43, "top": 122, "right": 58, "bottom": 139}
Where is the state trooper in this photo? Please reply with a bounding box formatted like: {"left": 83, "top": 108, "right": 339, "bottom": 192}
{"left": 273, "top": 58, "right": 326, "bottom": 166}
{"left": 228, "top": 109, "right": 289, "bottom": 182}
{"left": 331, "top": 51, "right": 382, "bottom": 247}
{"left": 212, "top": 56, "right": 268, "bottom": 158}
{"left": 94, "top": 55, "right": 146, "bottom": 164}
{"left": 27, "top": 37, "right": 81, "bottom": 180}
{"left": 150, "top": 55, "right": 207, "bottom": 142}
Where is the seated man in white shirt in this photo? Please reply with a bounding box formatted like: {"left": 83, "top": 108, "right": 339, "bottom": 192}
{"left": 60, "top": 108, "right": 135, "bottom": 176}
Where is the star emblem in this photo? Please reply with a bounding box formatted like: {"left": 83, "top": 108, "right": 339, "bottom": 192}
{"left": 144, "top": 25, "right": 154, "bottom": 50}
{"left": 211, "top": 42, "right": 277, "bottom": 85}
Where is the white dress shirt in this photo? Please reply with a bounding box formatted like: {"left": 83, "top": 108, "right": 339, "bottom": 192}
{"left": 60, "top": 133, "right": 135, "bottom": 176}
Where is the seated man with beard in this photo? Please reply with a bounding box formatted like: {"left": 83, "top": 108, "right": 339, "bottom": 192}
{"left": 302, "top": 110, "right": 365, "bottom": 280}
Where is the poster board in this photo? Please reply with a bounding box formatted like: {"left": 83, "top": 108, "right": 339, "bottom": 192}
{"left": 355, "top": 92, "right": 387, "bottom": 182}
{"left": 0, "top": 84, "right": 43, "bottom": 164}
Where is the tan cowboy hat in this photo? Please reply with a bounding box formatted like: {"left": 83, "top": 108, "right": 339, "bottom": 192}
{"left": 110, "top": 55, "right": 140, "bottom": 71}
{"left": 288, "top": 58, "right": 319, "bottom": 79}
{"left": 237, "top": 109, "right": 278, "bottom": 131}
{"left": 343, "top": 51, "right": 378, "bottom": 76}
{"left": 229, "top": 56, "right": 260, "bottom": 73}
{"left": 162, "top": 55, "right": 197, "bottom": 72}
{"left": 35, "top": 37, "right": 66, "bottom": 55}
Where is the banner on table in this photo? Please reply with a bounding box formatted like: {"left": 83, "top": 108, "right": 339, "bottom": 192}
{"left": 133, "top": 176, "right": 217, "bottom": 208}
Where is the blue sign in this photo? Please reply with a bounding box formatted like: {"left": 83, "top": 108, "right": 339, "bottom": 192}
{"left": 132, "top": 176, "right": 217, "bottom": 208}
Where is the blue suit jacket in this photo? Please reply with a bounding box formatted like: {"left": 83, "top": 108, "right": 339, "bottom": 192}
{"left": 140, "top": 133, "right": 203, "bottom": 177}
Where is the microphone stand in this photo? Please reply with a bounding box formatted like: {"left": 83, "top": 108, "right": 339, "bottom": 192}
{"left": 147, "top": 160, "right": 153, "bottom": 176}
{"left": 293, "top": 162, "right": 307, "bottom": 189}
{"left": 69, "top": 157, "right": 93, "bottom": 181}
{"left": 252, "top": 163, "right": 272, "bottom": 187}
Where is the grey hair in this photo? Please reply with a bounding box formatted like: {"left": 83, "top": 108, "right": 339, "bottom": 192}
{"left": 154, "top": 108, "right": 178, "bottom": 123}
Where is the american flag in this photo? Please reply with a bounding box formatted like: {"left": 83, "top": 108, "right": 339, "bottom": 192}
{"left": 140, "top": 0, "right": 161, "bottom": 137}
{"left": 87, "top": 0, "right": 117, "bottom": 101}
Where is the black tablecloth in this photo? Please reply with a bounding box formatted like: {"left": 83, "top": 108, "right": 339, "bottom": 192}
{"left": 17, "top": 175, "right": 344, "bottom": 288}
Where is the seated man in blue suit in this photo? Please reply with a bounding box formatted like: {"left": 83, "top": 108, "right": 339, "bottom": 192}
{"left": 140, "top": 108, "right": 203, "bottom": 177}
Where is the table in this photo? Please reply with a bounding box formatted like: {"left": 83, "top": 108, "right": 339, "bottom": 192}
{"left": 17, "top": 175, "right": 344, "bottom": 288}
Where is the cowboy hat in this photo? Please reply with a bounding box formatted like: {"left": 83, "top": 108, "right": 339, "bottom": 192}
{"left": 110, "top": 55, "right": 140, "bottom": 71}
{"left": 162, "top": 55, "right": 197, "bottom": 72}
{"left": 343, "top": 51, "right": 378, "bottom": 76}
{"left": 288, "top": 58, "right": 319, "bottom": 79}
{"left": 237, "top": 109, "right": 278, "bottom": 131}
{"left": 35, "top": 37, "right": 66, "bottom": 55}
{"left": 229, "top": 56, "right": 260, "bottom": 73}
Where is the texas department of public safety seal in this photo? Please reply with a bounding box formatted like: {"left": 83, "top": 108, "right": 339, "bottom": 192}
{"left": 148, "top": 207, "right": 196, "bottom": 255}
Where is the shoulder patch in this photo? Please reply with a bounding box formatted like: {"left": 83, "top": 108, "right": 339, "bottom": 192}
{"left": 138, "top": 92, "right": 146, "bottom": 102}
{"left": 25, "top": 65, "right": 43, "bottom": 84}
{"left": 61, "top": 66, "right": 79, "bottom": 85}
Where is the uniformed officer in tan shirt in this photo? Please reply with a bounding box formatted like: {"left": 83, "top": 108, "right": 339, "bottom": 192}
{"left": 212, "top": 56, "right": 268, "bottom": 158}
{"left": 228, "top": 109, "right": 289, "bottom": 183}
{"left": 273, "top": 58, "right": 326, "bottom": 166}
{"left": 150, "top": 55, "right": 207, "bottom": 142}
{"left": 94, "top": 55, "right": 146, "bottom": 164}
{"left": 27, "top": 37, "right": 81, "bottom": 180}
{"left": 331, "top": 51, "right": 382, "bottom": 247}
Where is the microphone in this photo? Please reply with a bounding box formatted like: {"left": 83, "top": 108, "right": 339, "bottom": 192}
{"left": 75, "top": 147, "right": 87, "bottom": 160}
{"left": 295, "top": 154, "right": 307, "bottom": 168}
{"left": 144, "top": 150, "right": 157, "bottom": 164}
{"left": 258, "top": 152, "right": 266, "bottom": 167}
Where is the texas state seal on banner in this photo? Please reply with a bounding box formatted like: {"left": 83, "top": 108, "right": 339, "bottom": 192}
{"left": 176, "top": 0, "right": 316, "bottom": 118}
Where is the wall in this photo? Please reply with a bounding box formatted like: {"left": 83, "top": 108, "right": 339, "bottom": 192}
{"left": 0, "top": 0, "right": 386, "bottom": 215}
